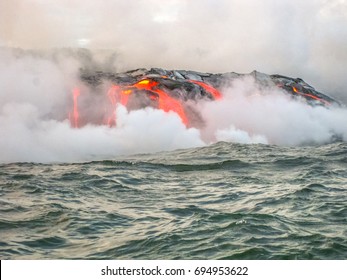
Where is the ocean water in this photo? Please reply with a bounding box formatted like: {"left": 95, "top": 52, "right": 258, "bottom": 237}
{"left": 1, "top": 141, "right": 346, "bottom": 260}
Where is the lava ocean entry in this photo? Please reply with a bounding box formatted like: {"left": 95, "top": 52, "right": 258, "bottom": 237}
{"left": 70, "top": 68, "right": 340, "bottom": 129}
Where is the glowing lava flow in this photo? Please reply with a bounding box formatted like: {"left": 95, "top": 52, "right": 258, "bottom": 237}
{"left": 106, "top": 85, "right": 131, "bottom": 126}
{"left": 69, "top": 87, "right": 80, "bottom": 128}
{"left": 70, "top": 77, "right": 223, "bottom": 128}
{"left": 105, "top": 78, "right": 190, "bottom": 126}
{"left": 132, "top": 79, "right": 189, "bottom": 125}
{"left": 189, "top": 80, "right": 222, "bottom": 99}
{"left": 69, "top": 69, "right": 338, "bottom": 129}
{"left": 292, "top": 87, "right": 330, "bottom": 106}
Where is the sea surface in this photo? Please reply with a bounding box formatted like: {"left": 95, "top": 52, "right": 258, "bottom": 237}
{"left": 1, "top": 142, "right": 346, "bottom": 259}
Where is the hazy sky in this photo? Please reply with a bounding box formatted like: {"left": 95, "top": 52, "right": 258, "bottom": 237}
{"left": 1, "top": 0, "right": 347, "bottom": 95}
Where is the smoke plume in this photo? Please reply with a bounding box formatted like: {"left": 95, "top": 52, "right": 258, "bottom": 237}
{"left": 1, "top": 0, "right": 347, "bottom": 99}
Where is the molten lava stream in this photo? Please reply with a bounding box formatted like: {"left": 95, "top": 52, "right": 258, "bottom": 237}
{"left": 106, "top": 85, "right": 118, "bottom": 126}
{"left": 189, "top": 80, "right": 222, "bottom": 99}
{"left": 69, "top": 87, "right": 80, "bottom": 128}
{"left": 106, "top": 85, "right": 131, "bottom": 127}
{"left": 157, "top": 91, "right": 189, "bottom": 125}
{"left": 292, "top": 87, "right": 330, "bottom": 106}
{"left": 70, "top": 78, "right": 221, "bottom": 128}
{"left": 132, "top": 79, "right": 189, "bottom": 125}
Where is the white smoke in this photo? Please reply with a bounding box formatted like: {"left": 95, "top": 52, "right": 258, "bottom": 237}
{"left": 197, "top": 76, "right": 347, "bottom": 146}
{"left": 1, "top": 0, "right": 346, "bottom": 100}
{"left": 0, "top": 104, "right": 203, "bottom": 163}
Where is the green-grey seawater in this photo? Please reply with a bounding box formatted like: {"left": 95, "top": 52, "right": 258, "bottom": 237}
{"left": 1, "top": 142, "right": 346, "bottom": 259}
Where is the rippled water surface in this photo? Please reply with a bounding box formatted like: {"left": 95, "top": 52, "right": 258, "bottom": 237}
{"left": 1, "top": 142, "right": 347, "bottom": 259}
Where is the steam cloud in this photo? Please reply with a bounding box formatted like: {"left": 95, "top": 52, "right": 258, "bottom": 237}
{"left": 1, "top": 0, "right": 347, "bottom": 98}
{"left": 0, "top": 0, "right": 347, "bottom": 162}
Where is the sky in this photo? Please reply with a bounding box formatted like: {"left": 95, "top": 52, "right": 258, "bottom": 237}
{"left": 1, "top": 0, "right": 347, "bottom": 98}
